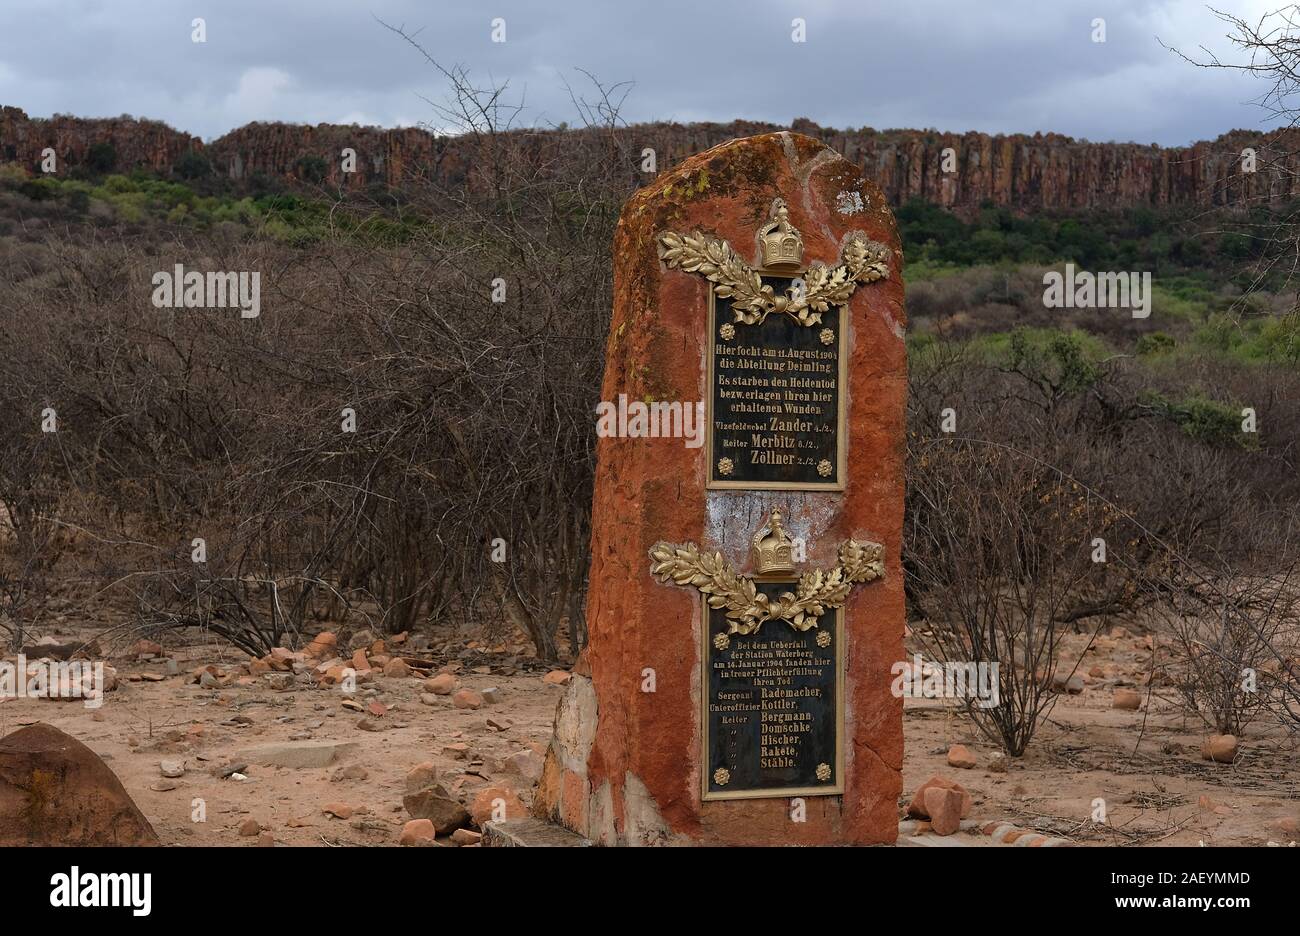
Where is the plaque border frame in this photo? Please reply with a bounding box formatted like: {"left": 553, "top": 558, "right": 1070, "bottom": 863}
{"left": 704, "top": 267, "right": 849, "bottom": 492}
{"left": 700, "top": 576, "right": 846, "bottom": 802}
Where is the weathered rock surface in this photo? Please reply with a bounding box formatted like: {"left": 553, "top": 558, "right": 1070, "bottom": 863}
{"left": 0, "top": 722, "right": 158, "bottom": 845}
{"left": 4, "top": 106, "right": 1291, "bottom": 215}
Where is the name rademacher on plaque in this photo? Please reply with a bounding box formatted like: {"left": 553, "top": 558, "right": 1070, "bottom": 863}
{"left": 660, "top": 199, "right": 890, "bottom": 490}
{"left": 650, "top": 510, "right": 884, "bottom": 801}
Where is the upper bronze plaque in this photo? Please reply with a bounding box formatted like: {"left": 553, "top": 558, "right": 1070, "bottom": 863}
{"left": 659, "top": 199, "right": 891, "bottom": 492}
{"left": 708, "top": 275, "right": 844, "bottom": 489}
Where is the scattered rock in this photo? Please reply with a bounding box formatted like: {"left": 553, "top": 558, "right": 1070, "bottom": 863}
{"left": 470, "top": 784, "right": 528, "bottom": 827}
{"left": 486, "top": 716, "right": 513, "bottom": 732}
{"left": 946, "top": 744, "right": 976, "bottom": 769}
{"left": 542, "top": 670, "right": 572, "bottom": 686}
{"left": 234, "top": 740, "right": 358, "bottom": 769}
{"left": 906, "top": 775, "right": 972, "bottom": 820}
{"left": 1201, "top": 734, "right": 1239, "bottom": 764}
{"left": 238, "top": 818, "right": 261, "bottom": 836}
{"left": 1050, "top": 671, "right": 1084, "bottom": 694}
{"left": 133, "top": 639, "right": 163, "bottom": 659}
{"left": 419, "top": 694, "right": 439, "bottom": 706}
{"left": 403, "top": 783, "right": 470, "bottom": 834}
{"left": 503, "top": 749, "right": 544, "bottom": 782}
{"left": 331, "top": 764, "right": 369, "bottom": 782}
{"left": 348, "top": 629, "right": 377, "bottom": 651}
{"left": 399, "top": 818, "right": 436, "bottom": 846}
{"left": 481, "top": 686, "right": 503, "bottom": 704}
{"left": 159, "top": 759, "right": 185, "bottom": 778}
{"left": 150, "top": 779, "right": 180, "bottom": 792}
{"left": 405, "top": 762, "right": 439, "bottom": 793}
{"left": 452, "top": 689, "right": 484, "bottom": 710}
{"left": 425, "top": 673, "right": 457, "bottom": 695}
{"left": 305, "top": 632, "right": 337, "bottom": 658}
{"left": 257, "top": 831, "right": 275, "bottom": 847}
{"left": 1112, "top": 688, "right": 1142, "bottom": 710}
{"left": 356, "top": 717, "right": 386, "bottom": 732}
{"left": 451, "top": 828, "right": 482, "bottom": 846}
{"left": 322, "top": 802, "right": 353, "bottom": 819}
{"left": 383, "top": 658, "right": 411, "bottom": 679}
{"left": 923, "top": 786, "right": 964, "bottom": 835}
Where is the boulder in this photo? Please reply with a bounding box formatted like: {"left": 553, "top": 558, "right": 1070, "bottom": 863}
{"left": 0, "top": 723, "right": 158, "bottom": 845}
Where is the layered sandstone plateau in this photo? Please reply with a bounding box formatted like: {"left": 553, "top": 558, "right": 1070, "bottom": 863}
{"left": 4, "top": 105, "right": 1297, "bottom": 213}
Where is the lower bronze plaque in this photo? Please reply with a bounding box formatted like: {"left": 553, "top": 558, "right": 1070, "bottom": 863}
{"left": 703, "top": 580, "right": 844, "bottom": 800}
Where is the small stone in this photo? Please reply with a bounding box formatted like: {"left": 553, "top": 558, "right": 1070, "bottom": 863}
{"left": 419, "top": 693, "right": 439, "bottom": 706}
{"left": 257, "top": 831, "right": 275, "bottom": 847}
{"left": 503, "top": 749, "right": 544, "bottom": 782}
{"left": 480, "top": 686, "right": 502, "bottom": 704}
{"left": 348, "top": 629, "right": 377, "bottom": 651}
{"left": 442, "top": 742, "right": 470, "bottom": 759}
{"left": 367, "top": 700, "right": 388, "bottom": 717}
{"left": 405, "top": 762, "right": 439, "bottom": 793}
{"left": 906, "top": 776, "right": 972, "bottom": 820}
{"left": 451, "top": 828, "right": 482, "bottom": 846}
{"left": 924, "top": 786, "right": 964, "bottom": 835}
{"left": 199, "top": 671, "right": 219, "bottom": 689}
{"left": 469, "top": 784, "right": 527, "bottom": 827}
{"left": 150, "top": 779, "right": 180, "bottom": 792}
{"left": 356, "top": 717, "right": 386, "bottom": 732}
{"left": 399, "top": 818, "right": 436, "bottom": 846}
{"left": 403, "top": 783, "right": 470, "bottom": 834}
{"left": 1113, "top": 688, "right": 1142, "bottom": 710}
{"left": 946, "top": 744, "right": 976, "bottom": 769}
{"left": 159, "top": 759, "right": 185, "bottom": 778}
{"left": 486, "top": 716, "right": 512, "bottom": 732}
{"left": 133, "top": 639, "right": 163, "bottom": 659}
{"left": 238, "top": 818, "right": 261, "bottom": 836}
{"left": 1050, "top": 671, "right": 1084, "bottom": 694}
{"left": 383, "top": 658, "right": 411, "bottom": 678}
{"left": 322, "top": 802, "right": 353, "bottom": 819}
{"left": 452, "top": 689, "right": 484, "bottom": 710}
{"left": 425, "top": 673, "right": 456, "bottom": 695}
{"left": 542, "top": 670, "right": 572, "bottom": 686}
{"left": 1201, "top": 734, "right": 1239, "bottom": 764}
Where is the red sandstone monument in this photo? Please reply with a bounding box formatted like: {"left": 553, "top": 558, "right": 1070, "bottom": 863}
{"left": 534, "top": 131, "right": 906, "bottom": 845}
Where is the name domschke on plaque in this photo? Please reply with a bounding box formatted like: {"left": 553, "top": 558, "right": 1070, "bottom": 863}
{"left": 649, "top": 510, "right": 885, "bottom": 801}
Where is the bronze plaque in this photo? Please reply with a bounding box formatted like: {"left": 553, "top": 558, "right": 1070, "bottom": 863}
{"left": 707, "top": 273, "right": 846, "bottom": 491}
{"left": 702, "top": 580, "right": 844, "bottom": 800}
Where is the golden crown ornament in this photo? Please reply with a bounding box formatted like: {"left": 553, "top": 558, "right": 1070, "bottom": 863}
{"left": 658, "top": 199, "right": 892, "bottom": 329}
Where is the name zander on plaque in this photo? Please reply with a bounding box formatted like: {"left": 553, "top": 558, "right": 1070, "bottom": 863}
{"left": 709, "top": 281, "right": 844, "bottom": 490}
{"left": 704, "top": 581, "right": 843, "bottom": 800}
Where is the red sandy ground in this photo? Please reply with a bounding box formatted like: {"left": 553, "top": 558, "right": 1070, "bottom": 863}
{"left": 0, "top": 621, "right": 1295, "bottom": 846}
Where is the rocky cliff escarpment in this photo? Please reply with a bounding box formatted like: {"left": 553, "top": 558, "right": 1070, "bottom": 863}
{"left": 2, "top": 105, "right": 1295, "bottom": 213}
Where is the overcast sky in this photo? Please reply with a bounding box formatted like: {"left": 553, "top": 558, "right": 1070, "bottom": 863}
{"left": 0, "top": 0, "right": 1286, "bottom": 146}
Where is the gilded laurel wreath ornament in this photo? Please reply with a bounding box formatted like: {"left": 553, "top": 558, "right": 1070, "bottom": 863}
{"left": 658, "top": 199, "right": 891, "bottom": 329}
{"left": 648, "top": 511, "right": 884, "bottom": 636}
